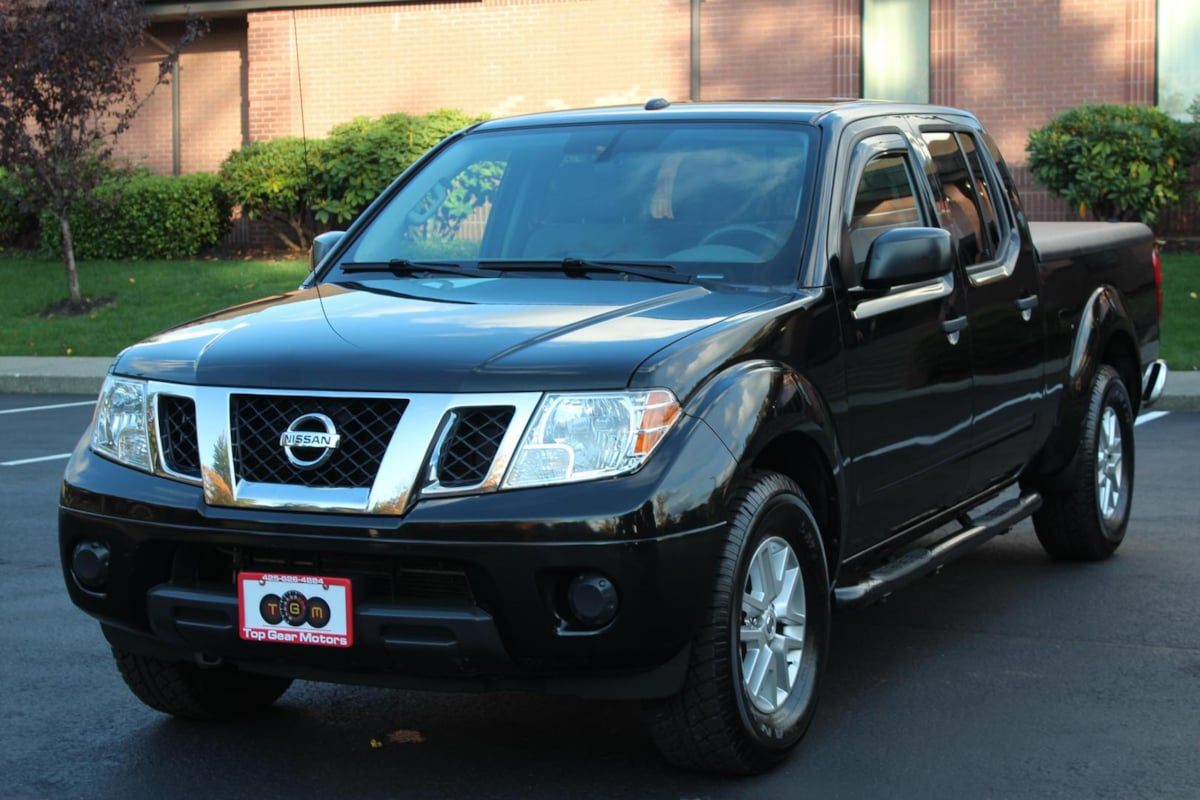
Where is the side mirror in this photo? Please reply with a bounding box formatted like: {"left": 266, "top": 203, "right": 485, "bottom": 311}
{"left": 309, "top": 230, "right": 346, "bottom": 272}
{"left": 861, "top": 227, "right": 954, "bottom": 290}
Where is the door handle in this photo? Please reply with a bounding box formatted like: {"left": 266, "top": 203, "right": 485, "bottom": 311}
{"left": 941, "top": 315, "right": 968, "bottom": 345}
{"left": 1015, "top": 294, "right": 1039, "bottom": 321}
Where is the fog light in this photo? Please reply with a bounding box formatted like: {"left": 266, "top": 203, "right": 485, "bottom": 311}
{"left": 71, "top": 541, "right": 110, "bottom": 590}
{"left": 567, "top": 572, "right": 618, "bottom": 628}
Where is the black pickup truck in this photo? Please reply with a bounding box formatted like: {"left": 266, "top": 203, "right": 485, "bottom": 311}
{"left": 61, "top": 100, "right": 1167, "bottom": 774}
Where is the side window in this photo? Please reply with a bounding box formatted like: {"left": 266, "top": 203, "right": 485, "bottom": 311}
{"left": 957, "top": 133, "right": 1003, "bottom": 255}
{"left": 848, "top": 152, "right": 923, "bottom": 280}
{"left": 921, "top": 131, "right": 988, "bottom": 267}
{"left": 980, "top": 131, "right": 1025, "bottom": 222}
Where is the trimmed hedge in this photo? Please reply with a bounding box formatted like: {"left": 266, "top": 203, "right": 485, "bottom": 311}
{"left": 42, "top": 171, "right": 231, "bottom": 259}
{"left": 312, "top": 109, "right": 483, "bottom": 226}
{"left": 218, "top": 137, "right": 318, "bottom": 251}
{"left": 1027, "top": 104, "right": 1195, "bottom": 225}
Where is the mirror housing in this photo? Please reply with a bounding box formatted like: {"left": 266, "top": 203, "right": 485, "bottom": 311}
{"left": 309, "top": 230, "right": 346, "bottom": 272}
{"left": 861, "top": 227, "right": 954, "bottom": 290}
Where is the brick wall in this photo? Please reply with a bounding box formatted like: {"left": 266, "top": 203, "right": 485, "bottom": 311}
{"left": 117, "top": 19, "right": 247, "bottom": 174}
{"left": 949, "top": 0, "right": 1160, "bottom": 221}
{"left": 116, "top": 0, "right": 1194, "bottom": 234}
{"left": 246, "top": 0, "right": 693, "bottom": 142}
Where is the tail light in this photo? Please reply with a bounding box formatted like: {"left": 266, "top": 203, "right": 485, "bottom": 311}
{"left": 1152, "top": 246, "right": 1163, "bottom": 322}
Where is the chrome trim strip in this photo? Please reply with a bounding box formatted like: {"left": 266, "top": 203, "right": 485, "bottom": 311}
{"left": 851, "top": 273, "right": 955, "bottom": 320}
{"left": 140, "top": 381, "right": 542, "bottom": 514}
{"left": 966, "top": 227, "right": 1021, "bottom": 287}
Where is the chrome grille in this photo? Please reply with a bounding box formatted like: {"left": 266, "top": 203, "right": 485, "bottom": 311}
{"left": 436, "top": 407, "right": 515, "bottom": 487}
{"left": 158, "top": 395, "right": 200, "bottom": 478}
{"left": 230, "top": 395, "right": 406, "bottom": 488}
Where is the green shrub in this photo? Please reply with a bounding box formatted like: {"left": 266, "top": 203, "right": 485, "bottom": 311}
{"left": 0, "top": 167, "right": 38, "bottom": 245}
{"left": 41, "top": 171, "right": 230, "bottom": 259}
{"left": 1027, "top": 104, "right": 1195, "bottom": 225}
{"left": 312, "top": 109, "right": 484, "bottom": 226}
{"left": 218, "top": 137, "right": 318, "bottom": 251}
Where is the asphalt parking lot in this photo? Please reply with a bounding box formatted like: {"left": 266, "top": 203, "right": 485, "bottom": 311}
{"left": 1, "top": 394, "right": 1197, "bottom": 799}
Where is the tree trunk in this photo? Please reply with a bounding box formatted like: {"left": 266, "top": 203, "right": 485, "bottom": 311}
{"left": 59, "top": 215, "right": 83, "bottom": 309}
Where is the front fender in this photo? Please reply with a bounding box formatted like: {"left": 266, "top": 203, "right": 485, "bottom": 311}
{"left": 684, "top": 360, "right": 848, "bottom": 573}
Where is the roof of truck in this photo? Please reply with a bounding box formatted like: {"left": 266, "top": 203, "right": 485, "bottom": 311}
{"left": 472, "top": 99, "right": 976, "bottom": 132}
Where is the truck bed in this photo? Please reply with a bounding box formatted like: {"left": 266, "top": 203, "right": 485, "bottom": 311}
{"left": 1029, "top": 221, "right": 1154, "bottom": 262}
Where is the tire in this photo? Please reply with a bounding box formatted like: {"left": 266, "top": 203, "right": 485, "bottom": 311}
{"left": 1032, "top": 365, "right": 1135, "bottom": 560}
{"left": 645, "top": 470, "right": 831, "bottom": 775}
{"left": 113, "top": 647, "right": 292, "bottom": 719}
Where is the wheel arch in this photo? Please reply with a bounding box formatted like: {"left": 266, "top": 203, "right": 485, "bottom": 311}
{"left": 1031, "top": 284, "right": 1141, "bottom": 480}
{"left": 684, "top": 360, "right": 847, "bottom": 581}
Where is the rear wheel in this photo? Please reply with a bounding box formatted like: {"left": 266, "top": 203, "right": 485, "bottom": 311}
{"left": 645, "top": 471, "right": 830, "bottom": 775}
{"left": 1031, "top": 365, "right": 1135, "bottom": 560}
{"left": 113, "top": 647, "right": 292, "bottom": 719}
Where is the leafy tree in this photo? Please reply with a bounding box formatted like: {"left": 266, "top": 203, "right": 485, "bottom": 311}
{"left": 0, "top": 0, "right": 202, "bottom": 309}
{"left": 1027, "top": 104, "right": 1195, "bottom": 225}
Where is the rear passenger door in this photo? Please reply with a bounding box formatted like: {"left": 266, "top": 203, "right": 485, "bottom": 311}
{"left": 838, "top": 130, "right": 974, "bottom": 554}
{"left": 914, "top": 125, "right": 1045, "bottom": 489}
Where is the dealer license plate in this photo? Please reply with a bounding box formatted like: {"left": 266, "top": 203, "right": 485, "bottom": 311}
{"left": 238, "top": 572, "right": 354, "bottom": 649}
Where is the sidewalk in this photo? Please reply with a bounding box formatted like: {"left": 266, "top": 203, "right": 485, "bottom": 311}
{"left": 1, "top": 356, "right": 1198, "bottom": 411}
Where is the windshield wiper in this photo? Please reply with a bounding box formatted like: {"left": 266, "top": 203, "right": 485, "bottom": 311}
{"left": 489, "top": 257, "right": 695, "bottom": 285}
{"left": 339, "top": 259, "right": 501, "bottom": 279}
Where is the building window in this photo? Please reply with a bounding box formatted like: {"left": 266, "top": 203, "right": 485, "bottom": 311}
{"left": 1158, "top": 0, "right": 1200, "bottom": 119}
{"left": 862, "top": 0, "right": 930, "bottom": 103}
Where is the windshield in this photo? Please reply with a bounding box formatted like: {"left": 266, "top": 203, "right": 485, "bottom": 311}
{"left": 332, "top": 121, "right": 819, "bottom": 287}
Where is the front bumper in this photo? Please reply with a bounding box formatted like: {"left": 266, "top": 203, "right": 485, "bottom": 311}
{"left": 59, "top": 417, "right": 735, "bottom": 699}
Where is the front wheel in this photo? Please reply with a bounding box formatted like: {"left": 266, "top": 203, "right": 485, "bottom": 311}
{"left": 645, "top": 471, "right": 830, "bottom": 775}
{"left": 1031, "top": 364, "right": 1135, "bottom": 560}
{"left": 113, "top": 647, "right": 292, "bottom": 719}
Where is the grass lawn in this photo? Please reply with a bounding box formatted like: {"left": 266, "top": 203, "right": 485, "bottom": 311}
{"left": 0, "top": 253, "right": 1196, "bottom": 367}
{"left": 1161, "top": 253, "right": 1200, "bottom": 371}
{"left": 0, "top": 255, "right": 308, "bottom": 357}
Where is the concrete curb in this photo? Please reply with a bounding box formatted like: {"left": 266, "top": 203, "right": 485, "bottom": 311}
{"left": 0, "top": 357, "right": 1198, "bottom": 410}
{"left": 0, "top": 357, "right": 111, "bottom": 396}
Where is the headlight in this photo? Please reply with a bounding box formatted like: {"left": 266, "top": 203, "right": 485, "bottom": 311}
{"left": 91, "top": 376, "right": 151, "bottom": 471}
{"left": 503, "top": 389, "right": 681, "bottom": 489}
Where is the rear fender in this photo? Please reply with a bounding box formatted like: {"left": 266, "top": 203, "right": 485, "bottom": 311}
{"left": 1033, "top": 285, "right": 1138, "bottom": 479}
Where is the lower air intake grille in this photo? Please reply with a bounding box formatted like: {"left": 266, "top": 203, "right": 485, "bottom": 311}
{"left": 231, "top": 395, "right": 406, "bottom": 488}
{"left": 436, "top": 406, "right": 515, "bottom": 487}
{"left": 158, "top": 395, "right": 200, "bottom": 478}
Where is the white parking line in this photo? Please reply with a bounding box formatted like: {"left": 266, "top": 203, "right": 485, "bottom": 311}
{"left": 0, "top": 400, "right": 95, "bottom": 416}
{"left": 1135, "top": 411, "right": 1169, "bottom": 427}
{"left": 1, "top": 452, "right": 73, "bottom": 466}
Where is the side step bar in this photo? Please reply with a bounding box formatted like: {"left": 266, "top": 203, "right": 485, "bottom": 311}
{"left": 833, "top": 491, "right": 1042, "bottom": 609}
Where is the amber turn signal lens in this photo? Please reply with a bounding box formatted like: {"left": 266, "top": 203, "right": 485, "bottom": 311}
{"left": 634, "top": 390, "right": 681, "bottom": 456}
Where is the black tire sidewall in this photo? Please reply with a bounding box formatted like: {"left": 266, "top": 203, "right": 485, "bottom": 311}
{"left": 726, "top": 485, "right": 830, "bottom": 751}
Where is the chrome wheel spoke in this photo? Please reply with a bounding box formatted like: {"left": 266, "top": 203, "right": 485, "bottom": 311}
{"left": 740, "top": 535, "right": 806, "bottom": 714}
{"left": 1095, "top": 407, "right": 1126, "bottom": 521}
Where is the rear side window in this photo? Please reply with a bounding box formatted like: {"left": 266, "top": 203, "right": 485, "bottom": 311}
{"left": 957, "top": 133, "right": 1002, "bottom": 255}
{"left": 980, "top": 131, "right": 1024, "bottom": 222}
{"left": 921, "top": 131, "right": 988, "bottom": 266}
{"left": 848, "top": 153, "right": 922, "bottom": 278}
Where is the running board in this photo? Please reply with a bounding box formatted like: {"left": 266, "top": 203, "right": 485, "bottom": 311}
{"left": 833, "top": 492, "right": 1042, "bottom": 609}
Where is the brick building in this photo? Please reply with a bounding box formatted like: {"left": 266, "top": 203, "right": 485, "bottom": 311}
{"left": 132, "top": 0, "right": 1199, "bottom": 230}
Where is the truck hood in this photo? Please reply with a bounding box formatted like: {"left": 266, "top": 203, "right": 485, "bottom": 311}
{"left": 112, "top": 276, "right": 783, "bottom": 393}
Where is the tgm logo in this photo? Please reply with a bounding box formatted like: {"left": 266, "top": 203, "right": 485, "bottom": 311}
{"left": 279, "top": 412, "right": 341, "bottom": 468}
{"left": 258, "top": 589, "right": 332, "bottom": 628}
